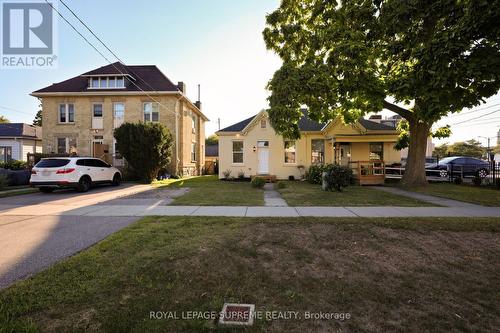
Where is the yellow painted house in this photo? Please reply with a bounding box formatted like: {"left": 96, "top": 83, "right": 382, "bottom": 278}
{"left": 216, "top": 110, "right": 400, "bottom": 180}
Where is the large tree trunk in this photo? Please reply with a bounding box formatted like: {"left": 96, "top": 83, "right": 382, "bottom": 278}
{"left": 400, "top": 121, "right": 431, "bottom": 187}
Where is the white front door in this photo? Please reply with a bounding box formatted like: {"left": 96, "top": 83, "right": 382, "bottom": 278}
{"left": 257, "top": 141, "right": 270, "bottom": 174}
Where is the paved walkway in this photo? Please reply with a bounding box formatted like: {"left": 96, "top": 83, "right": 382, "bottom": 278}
{"left": 1, "top": 203, "right": 499, "bottom": 217}
{"left": 373, "top": 186, "right": 482, "bottom": 207}
{"left": 263, "top": 183, "right": 288, "bottom": 207}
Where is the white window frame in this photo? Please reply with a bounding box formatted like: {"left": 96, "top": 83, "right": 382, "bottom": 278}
{"left": 88, "top": 76, "right": 126, "bottom": 89}
{"left": 284, "top": 140, "right": 296, "bottom": 164}
{"left": 0, "top": 146, "right": 12, "bottom": 163}
{"left": 92, "top": 103, "right": 103, "bottom": 118}
{"left": 232, "top": 140, "right": 244, "bottom": 164}
{"left": 311, "top": 139, "right": 325, "bottom": 164}
{"left": 113, "top": 102, "right": 125, "bottom": 119}
{"left": 58, "top": 103, "right": 75, "bottom": 123}
{"left": 191, "top": 114, "right": 197, "bottom": 134}
{"left": 191, "top": 142, "right": 197, "bottom": 162}
{"left": 143, "top": 102, "right": 159, "bottom": 122}
{"left": 56, "top": 137, "right": 77, "bottom": 154}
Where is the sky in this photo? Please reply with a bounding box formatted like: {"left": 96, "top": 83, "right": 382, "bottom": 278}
{"left": 0, "top": 0, "right": 498, "bottom": 148}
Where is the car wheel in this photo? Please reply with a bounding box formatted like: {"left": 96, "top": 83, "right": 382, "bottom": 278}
{"left": 39, "top": 187, "right": 54, "bottom": 193}
{"left": 77, "top": 176, "right": 91, "bottom": 192}
{"left": 112, "top": 173, "right": 121, "bottom": 186}
{"left": 439, "top": 169, "right": 448, "bottom": 178}
{"left": 477, "top": 168, "right": 488, "bottom": 179}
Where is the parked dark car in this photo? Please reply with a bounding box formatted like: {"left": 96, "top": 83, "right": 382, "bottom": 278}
{"left": 425, "top": 156, "right": 490, "bottom": 178}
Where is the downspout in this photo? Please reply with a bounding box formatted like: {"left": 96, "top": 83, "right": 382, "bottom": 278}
{"left": 173, "top": 95, "right": 183, "bottom": 175}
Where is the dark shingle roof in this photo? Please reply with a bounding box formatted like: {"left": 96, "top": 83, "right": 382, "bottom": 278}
{"left": 358, "top": 118, "right": 396, "bottom": 131}
{"left": 218, "top": 110, "right": 396, "bottom": 133}
{"left": 32, "top": 62, "right": 180, "bottom": 94}
{"left": 0, "top": 123, "right": 42, "bottom": 139}
{"left": 205, "top": 144, "right": 219, "bottom": 157}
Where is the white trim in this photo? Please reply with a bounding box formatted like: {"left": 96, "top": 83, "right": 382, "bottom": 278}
{"left": 142, "top": 102, "right": 160, "bottom": 123}
{"left": 232, "top": 140, "right": 244, "bottom": 164}
{"left": 58, "top": 103, "right": 75, "bottom": 124}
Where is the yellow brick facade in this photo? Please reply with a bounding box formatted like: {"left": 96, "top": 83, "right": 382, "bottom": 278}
{"left": 37, "top": 94, "right": 206, "bottom": 176}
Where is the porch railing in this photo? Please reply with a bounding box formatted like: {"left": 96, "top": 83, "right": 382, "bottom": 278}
{"left": 349, "top": 160, "right": 385, "bottom": 185}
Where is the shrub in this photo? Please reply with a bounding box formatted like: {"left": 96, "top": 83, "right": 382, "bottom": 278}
{"left": 0, "top": 174, "right": 8, "bottom": 190}
{"left": 0, "top": 160, "right": 27, "bottom": 170}
{"left": 251, "top": 177, "right": 266, "bottom": 188}
{"left": 114, "top": 122, "right": 173, "bottom": 183}
{"left": 237, "top": 170, "right": 245, "bottom": 179}
{"left": 322, "top": 164, "right": 353, "bottom": 192}
{"left": 453, "top": 177, "right": 463, "bottom": 185}
{"left": 222, "top": 169, "right": 232, "bottom": 179}
{"left": 472, "top": 176, "right": 482, "bottom": 186}
{"left": 496, "top": 178, "right": 500, "bottom": 189}
{"left": 307, "top": 164, "right": 327, "bottom": 184}
{"left": 276, "top": 181, "right": 287, "bottom": 189}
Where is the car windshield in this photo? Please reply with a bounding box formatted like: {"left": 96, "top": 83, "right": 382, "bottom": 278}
{"left": 35, "top": 159, "right": 70, "bottom": 168}
{"left": 438, "top": 157, "right": 456, "bottom": 164}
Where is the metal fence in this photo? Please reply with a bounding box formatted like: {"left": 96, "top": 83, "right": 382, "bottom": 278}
{"left": 385, "top": 161, "right": 500, "bottom": 186}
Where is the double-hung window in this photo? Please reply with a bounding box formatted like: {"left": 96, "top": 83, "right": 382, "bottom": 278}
{"left": 369, "top": 142, "right": 384, "bottom": 160}
{"left": 232, "top": 141, "right": 243, "bottom": 164}
{"left": 0, "top": 146, "right": 12, "bottom": 163}
{"left": 59, "top": 104, "right": 75, "bottom": 123}
{"left": 191, "top": 143, "right": 197, "bottom": 162}
{"left": 56, "top": 137, "right": 77, "bottom": 154}
{"left": 143, "top": 102, "right": 159, "bottom": 122}
{"left": 284, "top": 140, "right": 296, "bottom": 164}
{"left": 311, "top": 139, "right": 325, "bottom": 164}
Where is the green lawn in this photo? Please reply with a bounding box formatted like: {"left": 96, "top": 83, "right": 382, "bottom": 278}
{"left": 0, "top": 187, "right": 37, "bottom": 198}
{"left": 407, "top": 183, "right": 500, "bottom": 206}
{"left": 278, "top": 181, "right": 434, "bottom": 206}
{"left": 153, "top": 175, "right": 264, "bottom": 206}
{"left": 1, "top": 216, "right": 499, "bottom": 332}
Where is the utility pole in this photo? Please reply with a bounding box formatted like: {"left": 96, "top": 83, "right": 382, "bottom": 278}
{"left": 218, "top": 118, "right": 220, "bottom": 131}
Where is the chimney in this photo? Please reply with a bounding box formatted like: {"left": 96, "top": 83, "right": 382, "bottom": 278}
{"left": 195, "top": 101, "right": 202, "bottom": 110}
{"left": 194, "top": 84, "right": 201, "bottom": 110}
{"left": 177, "top": 81, "right": 186, "bottom": 93}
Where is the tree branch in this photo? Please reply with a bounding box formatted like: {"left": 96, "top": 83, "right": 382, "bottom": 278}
{"left": 382, "top": 100, "right": 413, "bottom": 121}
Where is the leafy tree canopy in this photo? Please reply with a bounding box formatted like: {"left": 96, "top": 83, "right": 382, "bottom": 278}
{"left": 33, "top": 110, "right": 42, "bottom": 126}
{"left": 205, "top": 134, "right": 218, "bottom": 145}
{"left": 0, "top": 115, "right": 10, "bottom": 123}
{"left": 114, "top": 122, "right": 174, "bottom": 182}
{"left": 432, "top": 139, "right": 486, "bottom": 158}
{"left": 263, "top": 0, "right": 500, "bottom": 186}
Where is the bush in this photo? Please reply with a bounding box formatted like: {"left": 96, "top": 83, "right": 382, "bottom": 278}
{"left": 322, "top": 164, "right": 353, "bottom": 192}
{"left": 306, "top": 164, "right": 327, "bottom": 184}
{"left": 114, "top": 122, "right": 173, "bottom": 183}
{"left": 276, "top": 181, "right": 287, "bottom": 189}
{"left": 237, "top": 170, "right": 245, "bottom": 179}
{"left": 251, "top": 177, "right": 266, "bottom": 188}
{"left": 472, "top": 176, "right": 482, "bottom": 186}
{"left": 0, "top": 174, "right": 8, "bottom": 190}
{"left": 0, "top": 160, "right": 27, "bottom": 170}
{"left": 496, "top": 178, "right": 500, "bottom": 189}
{"left": 453, "top": 177, "right": 463, "bottom": 185}
{"left": 222, "top": 169, "right": 232, "bottom": 179}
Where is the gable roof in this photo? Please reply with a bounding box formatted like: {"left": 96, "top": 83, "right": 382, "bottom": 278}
{"left": 217, "top": 109, "right": 393, "bottom": 134}
{"left": 32, "top": 62, "right": 180, "bottom": 94}
{"left": 358, "top": 118, "right": 396, "bottom": 131}
{"left": 0, "top": 123, "right": 42, "bottom": 139}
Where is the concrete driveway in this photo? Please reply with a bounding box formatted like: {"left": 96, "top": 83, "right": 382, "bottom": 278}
{"left": 0, "top": 184, "right": 153, "bottom": 289}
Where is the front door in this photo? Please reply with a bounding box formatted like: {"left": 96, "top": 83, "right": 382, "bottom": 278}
{"left": 340, "top": 144, "right": 351, "bottom": 166}
{"left": 257, "top": 140, "right": 269, "bottom": 174}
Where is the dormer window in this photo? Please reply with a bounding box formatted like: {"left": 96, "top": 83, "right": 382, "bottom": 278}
{"left": 88, "top": 76, "right": 126, "bottom": 89}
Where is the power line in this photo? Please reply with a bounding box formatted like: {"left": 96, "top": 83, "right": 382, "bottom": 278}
{"left": 46, "top": 0, "right": 178, "bottom": 117}
{"left": 447, "top": 102, "right": 500, "bottom": 118}
{"left": 0, "top": 105, "right": 36, "bottom": 116}
{"left": 451, "top": 109, "right": 499, "bottom": 125}
{"left": 58, "top": 0, "right": 159, "bottom": 95}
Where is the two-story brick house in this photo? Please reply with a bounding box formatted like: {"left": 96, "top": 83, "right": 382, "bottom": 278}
{"left": 31, "top": 62, "right": 208, "bottom": 176}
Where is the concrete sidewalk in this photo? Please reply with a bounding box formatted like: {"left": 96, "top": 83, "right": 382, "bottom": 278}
{"left": 1, "top": 203, "right": 499, "bottom": 217}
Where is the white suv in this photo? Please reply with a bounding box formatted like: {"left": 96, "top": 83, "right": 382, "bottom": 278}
{"left": 30, "top": 157, "right": 122, "bottom": 193}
